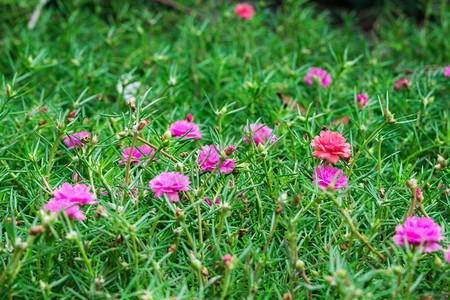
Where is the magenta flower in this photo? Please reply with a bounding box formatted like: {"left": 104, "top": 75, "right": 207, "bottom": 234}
{"left": 68, "top": 110, "right": 76, "bottom": 119}
{"left": 64, "top": 131, "right": 91, "bottom": 149}
{"left": 198, "top": 145, "right": 235, "bottom": 174}
{"left": 392, "top": 217, "right": 444, "bottom": 252}
{"left": 311, "top": 130, "right": 351, "bottom": 164}
{"left": 313, "top": 165, "right": 348, "bottom": 190}
{"left": 416, "top": 188, "right": 424, "bottom": 202}
{"left": 393, "top": 78, "right": 411, "bottom": 90}
{"left": 170, "top": 120, "right": 202, "bottom": 140}
{"left": 444, "top": 66, "right": 450, "bottom": 77}
{"left": 234, "top": 3, "right": 255, "bottom": 19}
{"left": 243, "top": 123, "right": 277, "bottom": 145}
{"left": 149, "top": 172, "right": 190, "bottom": 202}
{"left": 44, "top": 183, "right": 97, "bottom": 221}
{"left": 40, "top": 107, "right": 48, "bottom": 113}
{"left": 303, "top": 68, "right": 332, "bottom": 88}
{"left": 204, "top": 198, "right": 231, "bottom": 216}
{"left": 444, "top": 246, "right": 450, "bottom": 263}
{"left": 356, "top": 94, "right": 368, "bottom": 108}
{"left": 119, "top": 145, "right": 156, "bottom": 166}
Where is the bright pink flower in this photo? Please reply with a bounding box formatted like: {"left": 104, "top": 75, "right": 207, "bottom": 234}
{"left": 416, "top": 188, "right": 424, "bottom": 202}
{"left": 198, "top": 145, "right": 235, "bottom": 174}
{"left": 311, "top": 130, "right": 351, "bottom": 164}
{"left": 64, "top": 131, "right": 91, "bottom": 149}
{"left": 119, "top": 145, "right": 156, "bottom": 165}
{"left": 223, "top": 254, "right": 232, "bottom": 262}
{"left": 356, "top": 94, "right": 368, "bottom": 108}
{"left": 204, "top": 198, "right": 231, "bottom": 215}
{"left": 312, "top": 165, "right": 348, "bottom": 190}
{"left": 393, "top": 78, "right": 411, "bottom": 90}
{"left": 149, "top": 172, "right": 190, "bottom": 202}
{"left": 41, "top": 107, "right": 48, "bottom": 113}
{"left": 303, "top": 68, "right": 332, "bottom": 88}
{"left": 444, "top": 66, "right": 450, "bottom": 77}
{"left": 44, "top": 183, "right": 97, "bottom": 221}
{"left": 444, "top": 246, "right": 450, "bottom": 263}
{"left": 73, "top": 172, "right": 82, "bottom": 183}
{"left": 243, "top": 123, "right": 277, "bottom": 145}
{"left": 234, "top": 3, "right": 255, "bottom": 19}
{"left": 186, "top": 114, "right": 193, "bottom": 122}
{"left": 392, "top": 217, "right": 444, "bottom": 252}
{"left": 170, "top": 120, "right": 202, "bottom": 140}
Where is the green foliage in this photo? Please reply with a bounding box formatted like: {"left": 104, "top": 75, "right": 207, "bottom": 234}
{"left": 0, "top": 0, "right": 449, "bottom": 298}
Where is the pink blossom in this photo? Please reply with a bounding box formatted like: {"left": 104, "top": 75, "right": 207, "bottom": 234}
{"left": 393, "top": 78, "right": 411, "bottom": 90}
{"left": 356, "top": 94, "right": 368, "bottom": 108}
{"left": 416, "top": 188, "right": 424, "bottom": 202}
{"left": 170, "top": 120, "right": 202, "bottom": 140}
{"left": 68, "top": 110, "right": 76, "bottom": 118}
{"left": 186, "top": 114, "right": 193, "bottom": 122}
{"left": 198, "top": 145, "right": 236, "bottom": 174}
{"left": 392, "top": 216, "right": 444, "bottom": 252}
{"left": 119, "top": 145, "right": 156, "bottom": 166}
{"left": 311, "top": 130, "right": 351, "bottom": 164}
{"left": 223, "top": 254, "right": 232, "bottom": 262}
{"left": 303, "top": 68, "right": 332, "bottom": 88}
{"left": 312, "top": 165, "right": 348, "bottom": 190}
{"left": 444, "top": 66, "right": 450, "bottom": 77}
{"left": 44, "top": 183, "right": 97, "bottom": 221}
{"left": 234, "top": 3, "right": 255, "bottom": 20}
{"left": 444, "top": 246, "right": 450, "bottom": 263}
{"left": 243, "top": 123, "right": 277, "bottom": 145}
{"left": 41, "top": 107, "right": 48, "bottom": 113}
{"left": 64, "top": 131, "right": 91, "bottom": 149}
{"left": 149, "top": 172, "right": 190, "bottom": 202}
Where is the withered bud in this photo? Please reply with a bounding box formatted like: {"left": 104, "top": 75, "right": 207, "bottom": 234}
{"left": 406, "top": 179, "right": 418, "bottom": 190}
{"left": 229, "top": 180, "right": 234, "bottom": 188}
{"left": 180, "top": 152, "right": 189, "bottom": 158}
{"left": 95, "top": 205, "right": 105, "bottom": 219}
{"left": 237, "top": 228, "right": 248, "bottom": 238}
{"left": 295, "top": 195, "right": 301, "bottom": 206}
{"left": 437, "top": 155, "right": 447, "bottom": 167}
{"left": 96, "top": 94, "right": 102, "bottom": 101}
{"left": 379, "top": 188, "right": 385, "bottom": 199}
{"left": 126, "top": 100, "right": 136, "bottom": 112}
{"left": 143, "top": 60, "right": 151, "bottom": 67}
{"left": 241, "top": 197, "right": 248, "bottom": 204}
{"left": 201, "top": 267, "right": 209, "bottom": 277}
{"left": 236, "top": 191, "right": 245, "bottom": 199}
{"left": 320, "top": 125, "right": 327, "bottom": 131}
{"left": 55, "top": 152, "right": 61, "bottom": 157}
{"left": 6, "top": 84, "right": 12, "bottom": 97}
{"left": 435, "top": 164, "right": 442, "bottom": 171}
{"left": 134, "top": 119, "right": 149, "bottom": 133}
{"left": 81, "top": 136, "right": 90, "bottom": 144}
{"left": 168, "top": 244, "right": 176, "bottom": 253}
{"left": 28, "top": 225, "right": 45, "bottom": 236}
{"left": 282, "top": 293, "right": 292, "bottom": 300}
{"left": 245, "top": 53, "right": 252, "bottom": 60}
{"left": 276, "top": 203, "right": 283, "bottom": 215}
{"left": 223, "top": 145, "right": 235, "bottom": 157}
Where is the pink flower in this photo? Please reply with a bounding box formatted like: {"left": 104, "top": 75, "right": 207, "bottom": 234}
{"left": 149, "top": 172, "right": 190, "bottom": 202}
{"left": 44, "top": 183, "right": 97, "bottom": 221}
{"left": 392, "top": 217, "right": 444, "bottom": 252}
{"left": 170, "top": 120, "right": 202, "bottom": 140}
{"left": 444, "top": 66, "right": 450, "bottom": 77}
{"left": 303, "top": 68, "right": 332, "bottom": 88}
{"left": 243, "top": 123, "right": 277, "bottom": 145}
{"left": 64, "top": 131, "right": 91, "bottom": 149}
{"left": 68, "top": 110, "right": 76, "bottom": 118}
{"left": 312, "top": 165, "right": 348, "bottom": 190}
{"left": 119, "top": 145, "right": 156, "bottom": 166}
{"left": 234, "top": 3, "right": 255, "bottom": 19}
{"left": 356, "top": 94, "right": 368, "bottom": 108}
{"left": 41, "top": 107, "right": 48, "bottom": 113}
{"left": 416, "top": 188, "right": 424, "bottom": 202}
{"left": 444, "top": 246, "right": 450, "bottom": 263}
{"left": 223, "top": 254, "right": 232, "bottom": 262}
{"left": 311, "top": 130, "right": 351, "bottom": 164}
{"left": 393, "top": 78, "right": 411, "bottom": 90}
{"left": 186, "top": 114, "right": 193, "bottom": 122}
{"left": 198, "top": 145, "right": 236, "bottom": 174}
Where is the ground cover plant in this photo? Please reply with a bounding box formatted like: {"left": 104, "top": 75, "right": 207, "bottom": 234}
{"left": 1, "top": 0, "right": 450, "bottom": 298}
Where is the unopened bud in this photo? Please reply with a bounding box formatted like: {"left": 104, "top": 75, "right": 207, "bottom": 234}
{"left": 437, "top": 155, "right": 447, "bottom": 167}
{"left": 6, "top": 84, "right": 13, "bottom": 97}
{"left": 336, "top": 268, "right": 346, "bottom": 279}
{"left": 66, "top": 230, "right": 78, "bottom": 241}
{"left": 186, "top": 114, "right": 193, "bottom": 122}
{"left": 416, "top": 188, "right": 424, "bottom": 203}
{"left": 276, "top": 203, "right": 283, "bottom": 215}
{"left": 434, "top": 255, "right": 443, "bottom": 267}
{"left": 295, "top": 259, "right": 305, "bottom": 270}
{"left": 162, "top": 130, "right": 172, "bottom": 142}
{"left": 134, "top": 119, "right": 149, "bottom": 133}
{"left": 201, "top": 267, "right": 209, "bottom": 276}
{"left": 406, "top": 179, "right": 418, "bottom": 190}
{"left": 257, "top": 143, "right": 266, "bottom": 154}
{"left": 435, "top": 164, "right": 442, "bottom": 171}
{"left": 68, "top": 110, "right": 76, "bottom": 119}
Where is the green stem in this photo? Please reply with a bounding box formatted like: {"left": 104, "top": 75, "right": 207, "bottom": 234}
{"left": 221, "top": 269, "right": 231, "bottom": 299}
{"left": 45, "top": 128, "right": 63, "bottom": 181}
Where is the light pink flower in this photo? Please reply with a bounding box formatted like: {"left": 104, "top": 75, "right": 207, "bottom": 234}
{"left": 170, "top": 120, "right": 202, "bottom": 140}
{"left": 303, "top": 68, "right": 332, "bottom": 88}
{"left": 44, "top": 183, "right": 97, "bottom": 221}
{"left": 64, "top": 131, "right": 91, "bottom": 149}
{"left": 234, "top": 3, "right": 255, "bottom": 19}
{"left": 444, "top": 246, "right": 450, "bottom": 263}
{"left": 392, "top": 216, "right": 444, "bottom": 252}
{"left": 312, "top": 165, "right": 348, "bottom": 190}
{"left": 311, "top": 130, "right": 351, "bottom": 164}
{"left": 393, "top": 78, "right": 411, "bottom": 90}
{"left": 198, "top": 145, "right": 235, "bottom": 174}
{"left": 243, "top": 123, "right": 277, "bottom": 145}
{"left": 149, "top": 172, "right": 190, "bottom": 202}
{"left": 444, "top": 66, "right": 450, "bottom": 77}
{"left": 356, "top": 94, "right": 368, "bottom": 108}
{"left": 119, "top": 145, "right": 156, "bottom": 165}
{"left": 223, "top": 254, "right": 232, "bottom": 262}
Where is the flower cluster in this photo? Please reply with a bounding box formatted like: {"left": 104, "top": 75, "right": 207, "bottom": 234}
{"left": 44, "top": 183, "right": 97, "bottom": 221}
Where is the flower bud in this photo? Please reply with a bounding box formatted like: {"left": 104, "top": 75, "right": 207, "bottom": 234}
{"left": 336, "top": 268, "right": 346, "bottom": 279}
{"left": 186, "top": 114, "right": 193, "bottom": 122}
{"left": 66, "top": 230, "right": 78, "bottom": 241}
{"left": 257, "top": 143, "right": 266, "bottom": 154}
{"left": 6, "top": 84, "right": 13, "bottom": 97}
{"left": 433, "top": 255, "right": 443, "bottom": 267}
{"left": 28, "top": 225, "right": 45, "bottom": 236}
{"left": 162, "top": 130, "right": 172, "bottom": 142}
{"left": 437, "top": 155, "right": 447, "bottom": 167}
{"left": 222, "top": 145, "right": 235, "bottom": 157}
{"left": 133, "top": 119, "right": 149, "bottom": 133}
{"left": 416, "top": 188, "right": 424, "bottom": 203}
{"left": 295, "top": 259, "right": 305, "bottom": 270}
